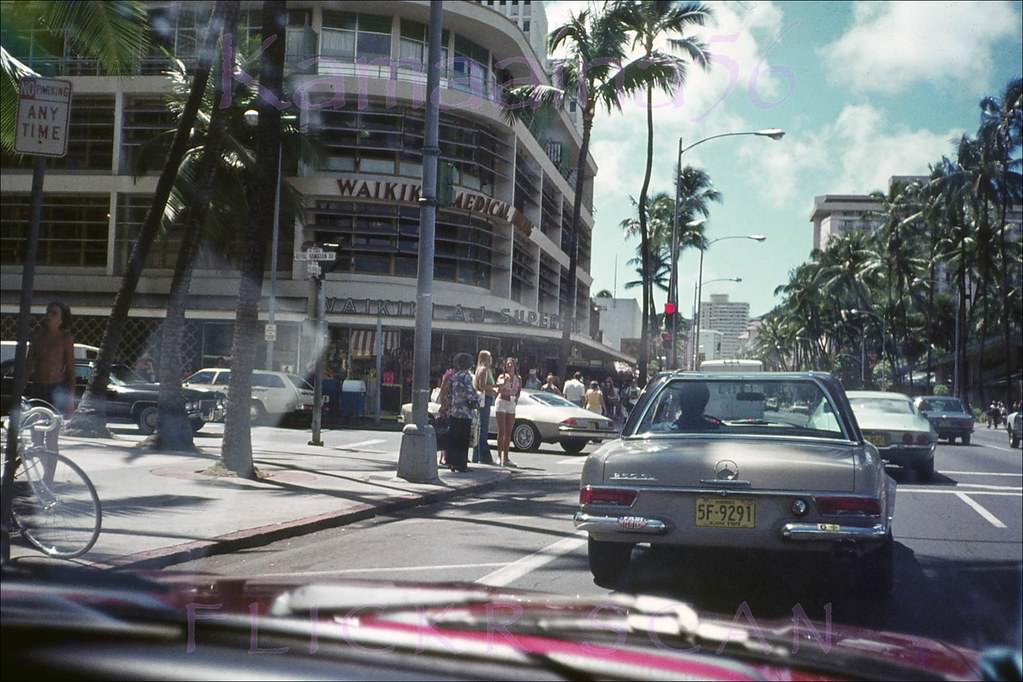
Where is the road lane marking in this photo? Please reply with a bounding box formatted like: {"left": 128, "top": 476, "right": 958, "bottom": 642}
{"left": 943, "top": 471, "right": 1022, "bottom": 477}
{"left": 955, "top": 492, "right": 1008, "bottom": 528}
{"left": 254, "top": 562, "right": 509, "bottom": 578}
{"left": 955, "top": 483, "right": 1023, "bottom": 491}
{"left": 899, "top": 488, "right": 1021, "bottom": 496}
{"left": 475, "top": 533, "right": 587, "bottom": 587}
{"left": 335, "top": 439, "right": 386, "bottom": 451}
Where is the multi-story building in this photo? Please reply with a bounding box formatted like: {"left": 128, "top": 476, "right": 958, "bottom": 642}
{"left": 809, "top": 175, "right": 928, "bottom": 252}
{"left": 591, "top": 296, "right": 641, "bottom": 354}
{"left": 699, "top": 293, "right": 749, "bottom": 360}
{"left": 1, "top": 1, "right": 628, "bottom": 417}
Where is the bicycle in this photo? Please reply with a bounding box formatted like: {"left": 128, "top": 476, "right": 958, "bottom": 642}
{"left": 1, "top": 399, "right": 102, "bottom": 559}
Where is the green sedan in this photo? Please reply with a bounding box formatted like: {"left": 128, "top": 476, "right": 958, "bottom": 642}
{"left": 847, "top": 391, "right": 937, "bottom": 480}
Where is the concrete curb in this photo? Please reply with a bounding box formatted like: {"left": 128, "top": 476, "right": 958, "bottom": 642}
{"left": 93, "top": 472, "right": 513, "bottom": 572}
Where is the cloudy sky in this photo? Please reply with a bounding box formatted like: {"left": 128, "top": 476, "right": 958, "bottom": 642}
{"left": 542, "top": 0, "right": 1022, "bottom": 319}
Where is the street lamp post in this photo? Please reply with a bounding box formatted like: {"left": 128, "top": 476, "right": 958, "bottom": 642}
{"left": 692, "top": 236, "right": 766, "bottom": 370}
{"left": 244, "top": 110, "right": 296, "bottom": 371}
{"left": 668, "top": 129, "right": 784, "bottom": 370}
{"left": 845, "top": 308, "right": 887, "bottom": 389}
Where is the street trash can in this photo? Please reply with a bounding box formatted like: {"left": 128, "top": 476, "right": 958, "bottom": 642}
{"left": 340, "top": 379, "right": 366, "bottom": 418}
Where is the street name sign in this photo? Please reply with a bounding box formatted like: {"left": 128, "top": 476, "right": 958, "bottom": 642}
{"left": 296, "top": 247, "right": 337, "bottom": 262}
{"left": 15, "top": 78, "right": 72, "bottom": 157}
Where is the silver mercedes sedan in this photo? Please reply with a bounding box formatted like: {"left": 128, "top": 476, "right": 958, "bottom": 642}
{"left": 574, "top": 372, "right": 897, "bottom": 593}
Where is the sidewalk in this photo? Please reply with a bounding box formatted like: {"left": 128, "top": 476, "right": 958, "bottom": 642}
{"left": 8, "top": 424, "right": 512, "bottom": 570}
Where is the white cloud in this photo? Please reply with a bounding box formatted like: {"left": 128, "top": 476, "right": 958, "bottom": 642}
{"left": 739, "top": 103, "right": 964, "bottom": 208}
{"left": 820, "top": 1, "right": 1021, "bottom": 95}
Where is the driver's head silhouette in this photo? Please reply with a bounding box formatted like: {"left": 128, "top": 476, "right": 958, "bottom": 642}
{"left": 676, "top": 382, "right": 712, "bottom": 428}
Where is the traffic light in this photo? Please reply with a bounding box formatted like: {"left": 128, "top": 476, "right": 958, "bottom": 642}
{"left": 436, "top": 161, "right": 455, "bottom": 207}
{"left": 661, "top": 331, "right": 673, "bottom": 350}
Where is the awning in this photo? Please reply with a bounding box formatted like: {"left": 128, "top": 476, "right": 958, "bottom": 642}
{"left": 350, "top": 330, "right": 401, "bottom": 358}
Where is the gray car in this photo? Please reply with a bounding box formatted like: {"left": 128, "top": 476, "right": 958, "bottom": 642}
{"left": 575, "top": 372, "right": 896, "bottom": 593}
{"left": 913, "top": 396, "right": 975, "bottom": 444}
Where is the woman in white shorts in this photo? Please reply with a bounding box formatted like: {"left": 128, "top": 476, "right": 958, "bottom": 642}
{"left": 495, "top": 357, "right": 522, "bottom": 468}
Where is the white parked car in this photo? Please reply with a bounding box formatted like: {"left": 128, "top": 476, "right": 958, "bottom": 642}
{"left": 184, "top": 368, "right": 314, "bottom": 424}
{"left": 400, "top": 389, "right": 619, "bottom": 454}
{"left": 1008, "top": 410, "right": 1022, "bottom": 449}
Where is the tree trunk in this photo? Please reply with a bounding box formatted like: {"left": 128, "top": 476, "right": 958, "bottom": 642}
{"left": 151, "top": 1, "right": 240, "bottom": 452}
{"left": 636, "top": 82, "right": 655, "bottom": 386}
{"left": 66, "top": 8, "right": 219, "bottom": 438}
{"left": 998, "top": 184, "right": 1012, "bottom": 402}
{"left": 221, "top": 0, "right": 286, "bottom": 477}
{"left": 557, "top": 106, "right": 593, "bottom": 381}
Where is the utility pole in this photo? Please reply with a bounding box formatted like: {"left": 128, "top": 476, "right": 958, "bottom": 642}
{"left": 398, "top": 0, "right": 443, "bottom": 483}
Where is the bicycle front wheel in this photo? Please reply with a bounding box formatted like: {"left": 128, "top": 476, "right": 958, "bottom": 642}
{"left": 9, "top": 451, "right": 102, "bottom": 559}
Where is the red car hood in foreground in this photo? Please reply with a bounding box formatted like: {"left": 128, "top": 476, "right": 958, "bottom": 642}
{"left": 4, "top": 564, "right": 1010, "bottom": 681}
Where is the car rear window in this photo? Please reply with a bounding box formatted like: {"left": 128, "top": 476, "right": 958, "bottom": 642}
{"left": 850, "top": 397, "right": 914, "bottom": 414}
{"left": 919, "top": 398, "right": 964, "bottom": 412}
{"left": 633, "top": 378, "right": 847, "bottom": 439}
{"left": 287, "top": 374, "right": 314, "bottom": 391}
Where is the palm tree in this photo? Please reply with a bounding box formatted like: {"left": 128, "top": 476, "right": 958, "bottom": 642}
{"left": 220, "top": 0, "right": 286, "bottom": 477}
{"left": 869, "top": 178, "right": 925, "bottom": 384}
{"left": 151, "top": 1, "right": 241, "bottom": 452}
{"left": 506, "top": 4, "right": 684, "bottom": 383}
{"left": 614, "top": 0, "right": 711, "bottom": 384}
{"left": 1, "top": 1, "right": 149, "bottom": 151}
{"left": 67, "top": 3, "right": 222, "bottom": 436}
{"left": 979, "top": 78, "right": 1023, "bottom": 398}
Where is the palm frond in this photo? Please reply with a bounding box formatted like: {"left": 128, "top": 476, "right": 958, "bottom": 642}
{"left": 44, "top": 0, "right": 150, "bottom": 75}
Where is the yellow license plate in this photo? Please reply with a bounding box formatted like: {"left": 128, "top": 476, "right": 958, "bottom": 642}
{"left": 695, "top": 498, "right": 756, "bottom": 528}
{"left": 866, "top": 434, "right": 888, "bottom": 446}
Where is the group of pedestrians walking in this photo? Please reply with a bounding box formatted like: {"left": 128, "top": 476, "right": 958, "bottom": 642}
{"left": 987, "top": 401, "right": 1009, "bottom": 429}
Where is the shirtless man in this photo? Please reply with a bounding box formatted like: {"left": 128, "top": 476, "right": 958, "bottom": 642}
{"left": 27, "top": 302, "right": 76, "bottom": 455}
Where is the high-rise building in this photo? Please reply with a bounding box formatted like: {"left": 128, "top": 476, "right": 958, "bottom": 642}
{"left": 699, "top": 294, "right": 749, "bottom": 360}
{"left": 809, "top": 175, "right": 928, "bottom": 252}
{"left": 592, "top": 296, "right": 641, "bottom": 353}
{"left": 474, "top": 0, "right": 548, "bottom": 72}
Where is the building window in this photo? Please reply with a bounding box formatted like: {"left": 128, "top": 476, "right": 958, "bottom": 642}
{"left": 453, "top": 35, "right": 489, "bottom": 97}
{"left": 523, "top": 20, "right": 531, "bottom": 32}
{"left": 321, "top": 12, "right": 391, "bottom": 66}
{"left": 121, "top": 97, "right": 176, "bottom": 175}
{"left": 1, "top": 194, "right": 109, "bottom": 268}
{"left": 312, "top": 201, "right": 492, "bottom": 287}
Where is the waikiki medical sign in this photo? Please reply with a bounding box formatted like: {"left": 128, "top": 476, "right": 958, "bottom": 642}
{"left": 15, "top": 78, "right": 72, "bottom": 157}
{"left": 337, "top": 177, "right": 535, "bottom": 235}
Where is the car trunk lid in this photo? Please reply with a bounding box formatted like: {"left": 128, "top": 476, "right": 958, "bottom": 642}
{"left": 602, "top": 437, "right": 856, "bottom": 492}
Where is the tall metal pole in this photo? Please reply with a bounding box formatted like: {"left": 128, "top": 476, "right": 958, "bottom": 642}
{"left": 669, "top": 138, "right": 683, "bottom": 370}
{"left": 693, "top": 246, "right": 706, "bottom": 369}
{"left": 861, "top": 320, "right": 866, "bottom": 387}
{"left": 266, "top": 145, "right": 282, "bottom": 370}
{"left": 308, "top": 269, "right": 324, "bottom": 446}
{"left": 398, "top": 0, "right": 443, "bottom": 483}
{"left": 2, "top": 157, "right": 46, "bottom": 563}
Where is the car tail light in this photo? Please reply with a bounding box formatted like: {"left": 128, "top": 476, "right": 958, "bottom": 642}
{"left": 915, "top": 433, "right": 929, "bottom": 445}
{"left": 562, "top": 418, "right": 579, "bottom": 426}
{"left": 815, "top": 496, "right": 881, "bottom": 517}
{"left": 959, "top": 419, "right": 973, "bottom": 428}
{"left": 580, "top": 486, "right": 637, "bottom": 506}
{"left": 902, "top": 432, "right": 915, "bottom": 444}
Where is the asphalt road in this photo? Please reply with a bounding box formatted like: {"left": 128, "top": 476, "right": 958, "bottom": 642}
{"left": 175, "top": 426, "right": 1022, "bottom": 651}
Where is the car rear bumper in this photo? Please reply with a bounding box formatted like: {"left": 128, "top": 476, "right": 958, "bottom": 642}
{"left": 876, "top": 444, "right": 933, "bottom": 466}
{"left": 574, "top": 512, "right": 668, "bottom": 534}
{"left": 575, "top": 512, "right": 890, "bottom": 547}
{"left": 781, "top": 522, "right": 889, "bottom": 542}
{"left": 558, "top": 426, "right": 619, "bottom": 441}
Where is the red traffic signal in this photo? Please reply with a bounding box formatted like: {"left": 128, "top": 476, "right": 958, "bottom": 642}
{"left": 663, "top": 302, "right": 676, "bottom": 315}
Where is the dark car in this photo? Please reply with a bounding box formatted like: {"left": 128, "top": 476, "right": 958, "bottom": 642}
{"left": 913, "top": 396, "right": 975, "bottom": 445}
{"left": 70, "top": 362, "right": 225, "bottom": 434}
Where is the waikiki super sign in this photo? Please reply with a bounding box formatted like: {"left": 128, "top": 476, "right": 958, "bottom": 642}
{"left": 336, "top": 177, "right": 534, "bottom": 233}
